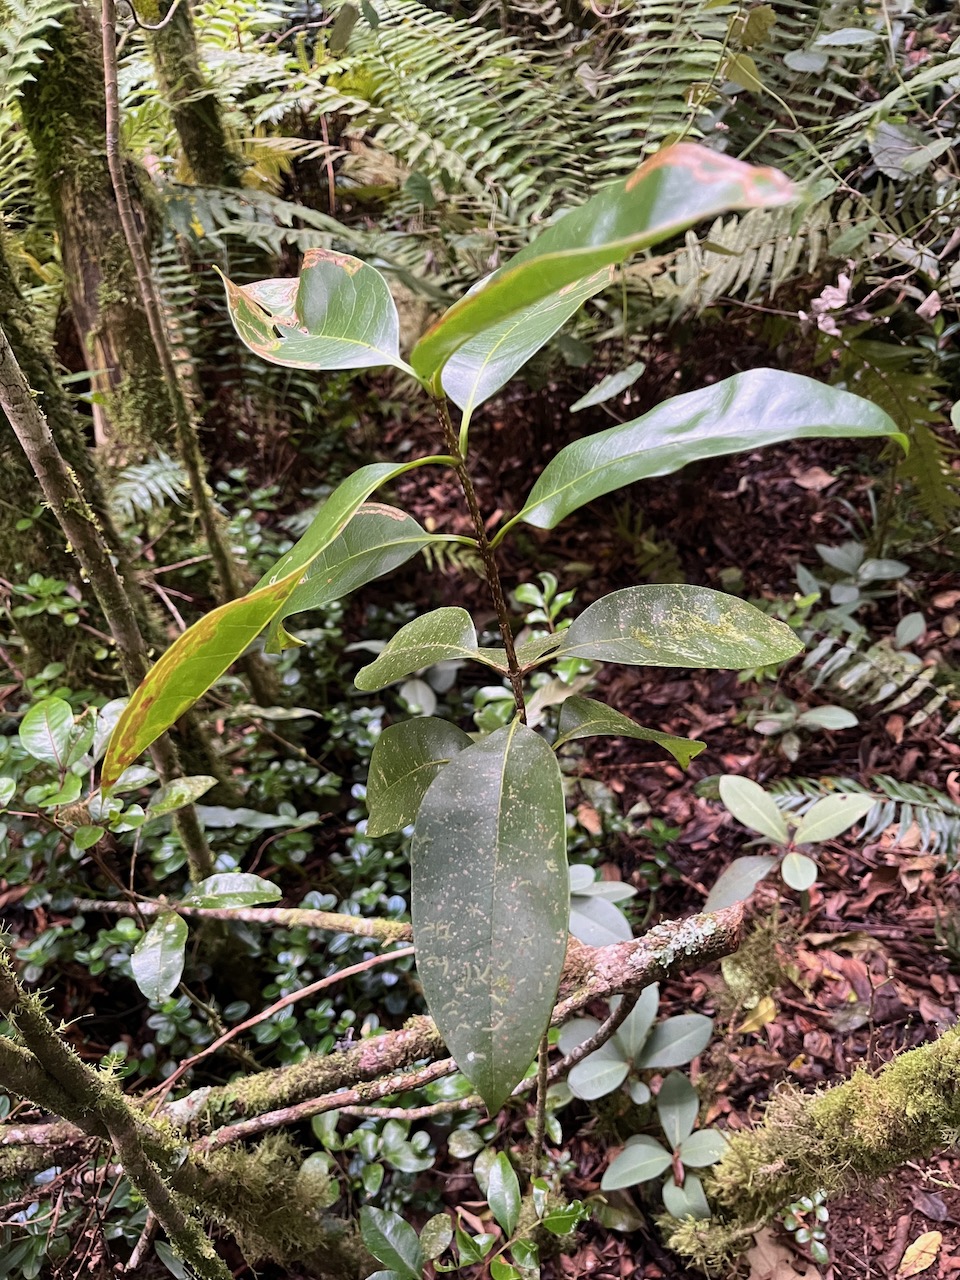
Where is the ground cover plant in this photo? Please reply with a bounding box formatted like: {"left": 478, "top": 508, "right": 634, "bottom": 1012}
{"left": 1, "top": 2, "right": 960, "bottom": 1277}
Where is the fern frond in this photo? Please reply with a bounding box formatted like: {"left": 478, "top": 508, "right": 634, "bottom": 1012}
{"left": 768, "top": 774, "right": 960, "bottom": 862}
{"left": 0, "top": 0, "right": 69, "bottom": 107}
{"left": 109, "top": 452, "right": 188, "bottom": 526}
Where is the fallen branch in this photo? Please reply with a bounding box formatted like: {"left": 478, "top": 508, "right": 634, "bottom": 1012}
{"left": 667, "top": 1022, "right": 960, "bottom": 1274}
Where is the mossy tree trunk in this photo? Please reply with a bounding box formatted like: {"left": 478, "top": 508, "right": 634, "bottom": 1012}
{"left": 0, "top": 230, "right": 121, "bottom": 677}
{"left": 18, "top": 2, "right": 174, "bottom": 461}
{"left": 147, "top": 0, "right": 244, "bottom": 188}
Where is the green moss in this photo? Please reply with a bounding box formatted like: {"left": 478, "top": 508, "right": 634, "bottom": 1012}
{"left": 667, "top": 1025, "right": 960, "bottom": 1275}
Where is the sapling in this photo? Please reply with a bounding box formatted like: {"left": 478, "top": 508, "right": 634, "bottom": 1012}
{"left": 99, "top": 144, "right": 905, "bottom": 1127}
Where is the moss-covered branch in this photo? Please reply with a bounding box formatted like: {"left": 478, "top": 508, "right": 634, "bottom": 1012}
{"left": 667, "top": 1023, "right": 960, "bottom": 1273}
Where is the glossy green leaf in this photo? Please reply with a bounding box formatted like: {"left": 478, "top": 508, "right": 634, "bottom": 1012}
{"left": 567, "top": 1045, "right": 631, "bottom": 1100}
{"left": 19, "top": 697, "right": 74, "bottom": 766}
{"left": 719, "top": 775, "right": 790, "bottom": 843}
{"left": 791, "top": 793, "right": 876, "bottom": 845}
{"left": 130, "top": 911, "right": 188, "bottom": 1002}
{"left": 145, "top": 775, "right": 218, "bottom": 820}
{"left": 359, "top": 1207, "right": 424, "bottom": 1280}
{"left": 662, "top": 1173, "right": 711, "bottom": 1220}
{"left": 490, "top": 1260, "right": 521, "bottom": 1280}
{"left": 570, "top": 361, "right": 647, "bottom": 412}
{"left": 657, "top": 1071, "right": 699, "bottom": 1148}
{"left": 601, "top": 1135, "right": 673, "bottom": 1190}
{"left": 73, "top": 825, "right": 105, "bottom": 850}
{"left": 554, "top": 695, "right": 705, "bottom": 766}
{"left": 781, "top": 851, "right": 819, "bottom": 891}
{"left": 102, "top": 462, "right": 414, "bottom": 789}
{"left": 515, "top": 370, "right": 904, "bottom": 531}
{"left": 553, "top": 587, "right": 802, "bottom": 671}
{"left": 356, "top": 608, "right": 479, "bottom": 691}
{"left": 637, "top": 1014, "right": 713, "bottom": 1069}
{"left": 440, "top": 269, "right": 611, "bottom": 416}
{"left": 366, "top": 717, "right": 473, "bottom": 837}
{"left": 542, "top": 1202, "right": 587, "bottom": 1234}
{"left": 221, "top": 248, "right": 414, "bottom": 375}
{"left": 182, "top": 873, "right": 282, "bottom": 908}
{"left": 0, "top": 778, "right": 15, "bottom": 810}
{"left": 264, "top": 504, "right": 438, "bottom": 652}
{"left": 703, "top": 855, "right": 777, "bottom": 912}
{"left": 412, "top": 722, "right": 568, "bottom": 1112}
{"left": 488, "top": 1153, "right": 521, "bottom": 1236}
{"left": 616, "top": 984, "right": 660, "bottom": 1063}
{"left": 420, "top": 1215, "right": 453, "bottom": 1262}
{"left": 411, "top": 145, "right": 793, "bottom": 386}
{"left": 678, "top": 1129, "right": 729, "bottom": 1167}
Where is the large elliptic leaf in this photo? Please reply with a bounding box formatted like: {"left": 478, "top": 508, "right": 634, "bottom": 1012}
{"left": 366, "top": 717, "right": 473, "bottom": 837}
{"left": 355, "top": 608, "right": 480, "bottom": 691}
{"left": 102, "top": 462, "right": 415, "bottom": 789}
{"left": 553, "top": 587, "right": 802, "bottom": 670}
{"left": 567, "top": 1043, "right": 631, "bottom": 1100}
{"left": 264, "top": 504, "right": 439, "bottom": 652}
{"left": 221, "top": 248, "right": 415, "bottom": 375}
{"left": 637, "top": 1014, "right": 713, "bottom": 1069}
{"left": 412, "top": 722, "right": 568, "bottom": 1112}
{"left": 657, "top": 1071, "right": 699, "bottom": 1148}
{"left": 791, "top": 792, "right": 876, "bottom": 845}
{"left": 411, "top": 145, "right": 794, "bottom": 387}
{"left": 513, "top": 370, "right": 906, "bottom": 531}
{"left": 554, "top": 695, "right": 705, "bottom": 766}
{"left": 719, "top": 775, "right": 790, "bottom": 843}
{"left": 440, "top": 269, "right": 612, "bottom": 418}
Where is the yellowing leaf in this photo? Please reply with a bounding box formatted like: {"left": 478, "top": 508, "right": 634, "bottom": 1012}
{"left": 896, "top": 1231, "right": 942, "bottom": 1278}
{"left": 738, "top": 996, "right": 777, "bottom": 1034}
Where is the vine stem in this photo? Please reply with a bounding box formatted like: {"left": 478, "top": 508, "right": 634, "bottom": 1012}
{"left": 435, "top": 395, "right": 553, "bottom": 1155}
{"left": 434, "top": 398, "right": 526, "bottom": 721}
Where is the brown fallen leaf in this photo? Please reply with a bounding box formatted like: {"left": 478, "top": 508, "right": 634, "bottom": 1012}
{"left": 792, "top": 465, "right": 837, "bottom": 492}
{"left": 896, "top": 1230, "right": 942, "bottom": 1278}
{"left": 932, "top": 590, "right": 960, "bottom": 609}
{"left": 745, "top": 1227, "right": 819, "bottom": 1280}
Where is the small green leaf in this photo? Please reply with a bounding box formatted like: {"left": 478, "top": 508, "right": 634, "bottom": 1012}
{"left": 542, "top": 1202, "right": 587, "bottom": 1234}
{"left": 488, "top": 1153, "right": 521, "bottom": 1236}
{"left": 662, "top": 1173, "right": 711, "bottom": 1220}
{"left": 448, "top": 1129, "right": 484, "bottom": 1159}
{"left": 567, "top": 1045, "right": 631, "bottom": 1100}
{"left": 637, "top": 1014, "right": 713, "bottom": 1069}
{"left": 600, "top": 1135, "right": 673, "bottom": 1190}
{"left": 795, "top": 706, "right": 859, "bottom": 731}
{"left": 719, "top": 776, "right": 790, "bottom": 843}
{"left": 490, "top": 1261, "right": 521, "bottom": 1280}
{"left": 554, "top": 696, "right": 705, "bottom": 766}
{"left": 569, "top": 895, "right": 633, "bottom": 947}
{"left": 724, "top": 51, "right": 765, "bottom": 92}
{"left": 145, "top": 776, "right": 218, "bottom": 820}
{"left": 570, "top": 361, "right": 646, "bottom": 412}
{"left": 130, "top": 912, "right": 188, "bottom": 1002}
{"left": 73, "top": 825, "right": 105, "bottom": 850}
{"left": 0, "top": 778, "right": 15, "bottom": 810}
{"left": 19, "top": 697, "right": 74, "bottom": 766}
{"left": 557, "top": 1017, "right": 601, "bottom": 1056}
{"left": 411, "top": 146, "right": 793, "bottom": 387}
{"left": 781, "top": 851, "right": 818, "bottom": 892}
{"left": 420, "top": 1215, "right": 453, "bottom": 1261}
{"left": 264, "top": 504, "right": 438, "bottom": 652}
{"left": 412, "top": 723, "right": 568, "bottom": 1112}
{"left": 628, "top": 1079, "right": 651, "bottom": 1105}
{"left": 222, "top": 249, "right": 415, "bottom": 376}
{"left": 182, "top": 873, "right": 282, "bottom": 908}
{"left": 657, "top": 1071, "right": 699, "bottom": 1148}
{"left": 359, "top": 1206, "right": 424, "bottom": 1280}
{"left": 616, "top": 984, "right": 660, "bottom": 1063}
{"left": 791, "top": 793, "right": 875, "bottom": 845}
{"left": 356, "top": 608, "right": 479, "bottom": 691}
{"left": 514, "top": 370, "right": 904, "bottom": 531}
{"left": 678, "top": 1129, "right": 728, "bottom": 1167}
{"left": 703, "top": 855, "right": 777, "bottom": 912}
{"left": 366, "top": 717, "right": 473, "bottom": 837}
{"left": 553, "top": 587, "right": 802, "bottom": 671}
